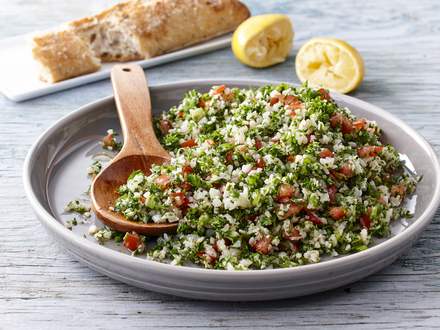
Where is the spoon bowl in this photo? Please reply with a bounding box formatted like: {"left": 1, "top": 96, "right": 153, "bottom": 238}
{"left": 91, "top": 64, "right": 177, "bottom": 235}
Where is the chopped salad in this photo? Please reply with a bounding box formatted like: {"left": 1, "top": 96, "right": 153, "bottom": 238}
{"left": 71, "top": 83, "right": 419, "bottom": 270}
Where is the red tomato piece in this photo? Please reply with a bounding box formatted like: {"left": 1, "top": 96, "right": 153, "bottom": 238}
{"left": 197, "top": 98, "right": 206, "bottom": 108}
{"left": 353, "top": 118, "right": 367, "bottom": 130}
{"left": 213, "top": 85, "right": 226, "bottom": 94}
{"left": 282, "top": 203, "right": 304, "bottom": 219}
{"left": 170, "top": 192, "right": 189, "bottom": 208}
{"left": 182, "top": 165, "right": 193, "bottom": 175}
{"left": 339, "top": 164, "right": 354, "bottom": 178}
{"left": 159, "top": 119, "right": 172, "bottom": 135}
{"left": 102, "top": 133, "right": 115, "bottom": 148}
{"left": 180, "top": 139, "right": 197, "bottom": 148}
{"left": 330, "top": 113, "right": 353, "bottom": 134}
{"left": 255, "top": 139, "right": 263, "bottom": 150}
{"left": 270, "top": 96, "right": 280, "bottom": 106}
{"left": 256, "top": 158, "right": 266, "bottom": 168}
{"left": 155, "top": 175, "right": 170, "bottom": 189}
{"left": 357, "top": 145, "right": 384, "bottom": 158}
{"left": 277, "top": 184, "right": 295, "bottom": 200}
{"left": 253, "top": 235, "right": 272, "bottom": 255}
{"left": 306, "top": 211, "right": 323, "bottom": 225}
{"left": 123, "top": 232, "right": 140, "bottom": 251}
{"left": 391, "top": 184, "right": 406, "bottom": 196}
{"left": 318, "top": 88, "right": 331, "bottom": 101}
{"left": 285, "top": 228, "right": 302, "bottom": 241}
{"left": 319, "top": 148, "right": 334, "bottom": 158}
{"left": 225, "top": 151, "right": 234, "bottom": 164}
{"left": 328, "top": 185, "right": 337, "bottom": 204}
{"left": 329, "top": 207, "right": 346, "bottom": 220}
{"left": 359, "top": 214, "right": 371, "bottom": 229}
{"left": 181, "top": 182, "right": 192, "bottom": 191}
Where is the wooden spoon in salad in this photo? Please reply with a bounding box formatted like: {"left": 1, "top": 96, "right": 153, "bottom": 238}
{"left": 90, "top": 64, "right": 176, "bottom": 235}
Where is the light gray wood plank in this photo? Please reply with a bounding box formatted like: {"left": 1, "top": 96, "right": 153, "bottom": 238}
{"left": 1, "top": 0, "right": 440, "bottom": 329}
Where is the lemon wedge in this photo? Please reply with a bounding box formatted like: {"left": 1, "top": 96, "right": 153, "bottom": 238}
{"left": 295, "top": 37, "right": 364, "bottom": 93}
{"left": 232, "top": 14, "right": 294, "bottom": 68}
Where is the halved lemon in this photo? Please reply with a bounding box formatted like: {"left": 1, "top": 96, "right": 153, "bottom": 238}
{"left": 295, "top": 37, "right": 364, "bottom": 94}
{"left": 232, "top": 14, "right": 294, "bottom": 68}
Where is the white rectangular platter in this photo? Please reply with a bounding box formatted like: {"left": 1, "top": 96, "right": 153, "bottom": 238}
{"left": 0, "top": 33, "right": 231, "bottom": 102}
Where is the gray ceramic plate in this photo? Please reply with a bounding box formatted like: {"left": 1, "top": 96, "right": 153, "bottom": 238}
{"left": 23, "top": 79, "right": 440, "bottom": 301}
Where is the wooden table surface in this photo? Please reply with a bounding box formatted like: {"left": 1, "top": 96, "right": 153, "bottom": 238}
{"left": 1, "top": 0, "right": 440, "bottom": 328}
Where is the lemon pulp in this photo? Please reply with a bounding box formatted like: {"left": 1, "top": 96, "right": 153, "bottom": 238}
{"left": 232, "top": 14, "right": 294, "bottom": 68}
{"left": 295, "top": 37, "right": 364, "bottom": 94}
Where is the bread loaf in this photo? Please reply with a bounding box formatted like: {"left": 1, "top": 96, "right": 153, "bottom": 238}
{"left": 32, "top": 0, "right": 250, "bottom": 83}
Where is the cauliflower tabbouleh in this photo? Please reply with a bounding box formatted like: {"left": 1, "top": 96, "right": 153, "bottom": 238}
{"left": 91, "top": 84, "right": 418, "bottom": 270}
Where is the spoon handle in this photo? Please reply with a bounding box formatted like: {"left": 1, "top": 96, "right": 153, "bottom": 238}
{"left": 111, "top": 64, "right": 169, "bottom": 158}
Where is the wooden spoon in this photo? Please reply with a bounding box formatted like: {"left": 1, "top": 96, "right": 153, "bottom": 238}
{"left": 90, "top": 64, "right": 177, "bottom": 235}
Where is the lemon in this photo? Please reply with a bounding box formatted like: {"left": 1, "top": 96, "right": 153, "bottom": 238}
{"left": 295, "top": 37, "right": 364, "bottom": 94}
{"left": 232, "top": 14, "right": 294, "bottom": 68}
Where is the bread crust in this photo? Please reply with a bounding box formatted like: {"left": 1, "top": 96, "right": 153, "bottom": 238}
{"left": 32, "top": 30, "right": 101, "bottom": 83}
{"left": 32, "top": 0, "right": 250, "bottom": 82}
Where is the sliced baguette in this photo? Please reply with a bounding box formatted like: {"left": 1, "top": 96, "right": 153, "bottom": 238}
{"left": 32, "top": 0, "right": 250, "bottom": 83}
{"left": 32, "top": 30, "right": 101, "bottom": 83}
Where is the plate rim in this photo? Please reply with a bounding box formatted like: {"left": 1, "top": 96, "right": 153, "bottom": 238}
{"left": 23, "top": 78, "right": 440, "bottom": 278}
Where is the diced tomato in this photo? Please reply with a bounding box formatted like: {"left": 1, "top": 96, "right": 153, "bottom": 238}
{"left": 357, "top": 146, "right": 384, "bottom": 158}
{"left": 155, "top": 174, "right": 170, "bottom": 189}
{"left": 277, "top": 184, "right": 295, "bottom": 201}
{"left": 319, "top": 148, "right": 334, "bottom": 158}
{"left": 284, "top": 95, "right": 303, "bottom": 110}
{"left": 287, "top": 154, "right": 296, "bottom": 163}
{"left": 170, "top": 192, "right": 189, "bottom": 208}
{"left": 256, "top": 158, "right": 266, "bottom": 169}
{"left": 270, "top": 96, "right": 280, "bottom": 106}
{"left": 102, "top": 133, "right": 115, "bottom": 148}
{"left": 289, "top": 110, "right": 297, "bottom": 118}
{"left": 180, "top": 139, "right": 197, "bottom": 148}
{"left": 341, "top": 117, "right": 353, "bottom": 134}
{"left": 213, "top": 85, "right": 226, "bottom": 94}
{"left": 181, "top": 182, "right": 192, "bottom": 191}
{"left": 339, "top": 164, "right": 354, "bottom": 178}
{"left": 391, "top": 184, "right": 406, "bottom": 196}
{"left": 329, "top": 207, "right": 346, "bottom": 220}
{"left": 277, "top": 196, "right": 291, "bottom": 203}
{"left": 123, "top": 232, "right": 140, "bottom": 251}
{"left": 318, "top": 88, "right": 331, "bottom": 101}
{"left": 353, "top": 118, "right": 367, "bottom": 130}
{"left": 284, "top": 95, "right": 298, "bottom": 105}
{"left": 359, "top": 214, "right": 371, "bottom": 229}
{"left": 245, "top": 214, "right": 258, "bottom": 222}
{"left": 255, "top": 139, "right": 263, "bottom": 150}
{"left": 225, "top": 151, "right": 234, "bottom": 164}
{"left": 182, "top": 165, "right": 193, "bottom": 175}
{"left": 330, "top": 113, "right": 353, "bottom": 134}
{"left": 285, "top": 228, "right": 302, "bottom": 241}
{"left": 252, "top": 235, "right": 272, "bottom": 255}
{"left": 328, "top": 185, "right": 337, "bottom": 204}
{"left": 159, "top": 119, "right": 172, "bottom": 135}
{"left": 306, "top": 211, "right": 323, "bottom": 225}
{"left": 282, "top": 203, "right": 304, "bottom": 219}
{"left": 196, "top": 250, "right": 217, "bottom": 264}
{"left": 197, "top": 98, "right": 206, "bottom": 109}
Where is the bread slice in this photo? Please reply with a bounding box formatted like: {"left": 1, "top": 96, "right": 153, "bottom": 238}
{"left": 117, "top": 0, "right": 250, "bottom": 59}
{"left": 32, "top": 0, "right": 250, "bottom": 82}
{"left": 32, "top": 30, "right": 101, "bottom": 83}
